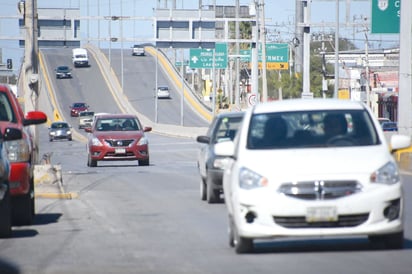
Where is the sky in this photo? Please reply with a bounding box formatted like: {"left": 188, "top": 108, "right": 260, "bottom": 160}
{"left": 0, "top": 0, "right": 400, "bottom": 74}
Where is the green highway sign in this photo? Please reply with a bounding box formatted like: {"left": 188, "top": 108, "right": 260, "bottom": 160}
{"left": 189, "top": 43, "right": 228, "bottom": 69}
{"left": 240, "top": 43, "right": 289, "bottom": 70}
{"left": 371, "top": 0, "right": 400, "bottom": 34}
{"left": 175, "top": 61, "right": 189, "bottom": 67}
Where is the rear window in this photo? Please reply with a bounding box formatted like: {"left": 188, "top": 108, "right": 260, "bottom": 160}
{"left": 212, "top": 116, "right": 244, "bottom": 143}
{"left": 79, "top": 111, "right": 94, "bottom": 117}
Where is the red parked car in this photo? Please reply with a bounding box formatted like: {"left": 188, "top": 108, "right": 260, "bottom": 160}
{"left": 69, "top": 102, "right": 89, "bottom": 117}
{"left": 0, "top": 84, "right": 47, "bottom": 225}
{"left": 85, "top": 113, "right": 152, "bottom": 167}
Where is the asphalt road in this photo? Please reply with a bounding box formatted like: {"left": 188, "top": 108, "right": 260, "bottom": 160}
{"left": 0, "top": 124, "right": 411, "bottom": 274}
{"left": 0, "top": 47, "right": 411, "bottom": 273}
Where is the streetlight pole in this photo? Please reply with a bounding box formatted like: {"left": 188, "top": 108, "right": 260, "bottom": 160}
{"left": 260, "top": 0, "right": 268, "bottom": 102}
{"left": 333, "top": 0, "right": 340, "bottom": 98}
{"left": 251, "top": 1, "right": 259, "bottom": 102}
{"left": 120, "top": 0, "right": 124, "bottom": 91}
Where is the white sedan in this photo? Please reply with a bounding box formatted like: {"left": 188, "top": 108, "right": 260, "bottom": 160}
{"left": 157, "top": 86, "right": 170, "bottom": 99}
{"left": 215, "top": 98, "right": 411, "bottom": 254}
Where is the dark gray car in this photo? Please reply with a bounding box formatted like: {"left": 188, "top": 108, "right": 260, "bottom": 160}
{"left": 49, "top": 121, "right": 72, "bottom": 141}
{"left": 55, "top": 66, "right": 72, "bottom": 79}
{"left": 196, "top": 111, "right": 244, "bottom": 203}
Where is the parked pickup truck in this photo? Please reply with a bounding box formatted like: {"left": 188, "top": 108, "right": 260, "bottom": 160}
{"left": 0, "top": 84, "right": 47, "bottom": 225}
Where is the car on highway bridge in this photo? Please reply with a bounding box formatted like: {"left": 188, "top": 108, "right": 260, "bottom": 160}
{"left": 69, "top": 102, "right": 89, "bottom": 117}
{"left": 78, "top": 111, "right": 95, "bottom": 129}
{"left": 85, "top": 113, "right": 152, "bottom": 167}
{"left": 196, "top": 111, "right": 244, "bottom": 203}
{"left": 48, "top": 121, "right": 72, "bottom": 142}
{"left": 55, "top": 65, "right": 72, "bottom": 79}
{"left": 215, "top": 99, "right": 411, "bottom": 254}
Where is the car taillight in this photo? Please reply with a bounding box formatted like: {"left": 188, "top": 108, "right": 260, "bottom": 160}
{"left": 4, "top": 139, "right": 30, "bottom": 162}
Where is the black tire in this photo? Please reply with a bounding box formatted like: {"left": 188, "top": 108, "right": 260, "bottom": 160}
{"left": 30, "top": 177, "right": 35, "bottom": 217}
{"left": 0, "top": 184, "right": 12, "bottom": 238}
{"left": 369, "top": 231, "right": 404, "bottom": 249}
{"left": 228, "top": 216, "right": 235, "bottom": 247}
{"left": 87, "top": 153, "right": 97, "bottom": 167}
{"left": 233, "top": 223, "right": 254, "bottom": 254}
{"left": 200, "top": 178, "right": 206, "bottom": 201}
{"left": 11, "top": 192, "right": 33, "bottom": 226}
{"left": 139, "top": 158, "right": 150, "bottom": 166}
{"left": 206, "top": 177, "right": 220, "bottom": 204}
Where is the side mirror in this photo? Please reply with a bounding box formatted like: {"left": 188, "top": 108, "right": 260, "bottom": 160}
{"left": 23, "top": 111, "right": 47, "bottom": 126}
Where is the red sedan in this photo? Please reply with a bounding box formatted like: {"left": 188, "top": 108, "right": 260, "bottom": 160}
{"left": 69, "top": 102, "right": 89, "bottom": 117}
{"left": 85, "top": 113, "right": 152, "bottom": 167}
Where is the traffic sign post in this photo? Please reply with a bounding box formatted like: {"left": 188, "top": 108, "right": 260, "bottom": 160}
{"left": 189, "top": 43, "right": 227, "bottom": 69}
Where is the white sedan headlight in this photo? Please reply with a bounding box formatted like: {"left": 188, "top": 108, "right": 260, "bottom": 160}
{"left": 370, "top": 161, "right": 400, "bottom": 185}
{"left": 238, "top": 167, "right": 268, "bottom": 189}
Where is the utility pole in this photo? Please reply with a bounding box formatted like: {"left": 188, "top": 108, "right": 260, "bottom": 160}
{"left": 301, "top": 0, "right": 312, "bottom": 98}
{"left": 398, "top": 0, "right": 412, "bottom": 135}
{"left": 24, "top": 0, "right": 39, "bottom": 113}
{"left": 364, "top": 31, "right": 370, "bottom": 108}
{"left": 260, "top": 0, "right": 268, "bottom": 102}
{"left": 333, "top": 0, "right": 340, "bottom": 98}
{"left": 235, "top": 0, "right": 240, "bottom": 108}
{"left": 294, "top": 0, "right": 304, "bottom": 75}
{"left": 251, "top": 1, "right": 259, "bottom": 103}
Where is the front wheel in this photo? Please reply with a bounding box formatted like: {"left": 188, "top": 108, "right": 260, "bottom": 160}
{"left": 87, "top": 153, "right": 97, "bottom": 167}
{"left": 200, "top": 178, "right": 206, "bottom": 201}
{"left": 11, "top": 192, "right": 33, "bottom": 226}
{"left": 206, "top": 177, "right": 220, "bottom": 204}
{"left": 139, "top": 158, "right": 150, "bottom": 166}
{"left": 369, "top": 231, "right": 404, "bottom": 249}
{"left": 233, "top": 222, "right": 254, "bottom": 254}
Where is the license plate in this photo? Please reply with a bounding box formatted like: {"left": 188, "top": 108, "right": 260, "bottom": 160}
{"left": 115, "top": 148, "right": 126, "bottom": 154}
{"left": 306, "top": 206, "right": 337, "bottom": 222}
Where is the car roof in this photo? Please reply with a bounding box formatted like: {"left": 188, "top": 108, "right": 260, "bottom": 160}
{"left": 251, "top": 99, "right": 366, "bottom": 114}
{"left": 215, "top": 111, "right": 245, "bottom": 119}
{"left": 72, "top": 102, "right": 87, "bottom": 106}
{"left": 51, "top": 121, "right": 69, "bottom": 125}
{"left": 382, "top": 122, "right": 397, "bottom": 126}
{"left": 95, "top": 113, "right": 137, "bottom": 119}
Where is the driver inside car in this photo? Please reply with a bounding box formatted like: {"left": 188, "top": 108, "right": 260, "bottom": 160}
{"left": 323, "top": 113, "right": 348, "bottom": 138}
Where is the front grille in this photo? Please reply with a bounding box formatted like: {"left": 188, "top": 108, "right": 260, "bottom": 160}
{"left": 273, "top": 213, "right": 369, "bottom": 228}
{"left": 105, "top": 139, "right": 134, "bottom": 147}
{"left": 278, "top": 180, "right": 362, "bottom": 200}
